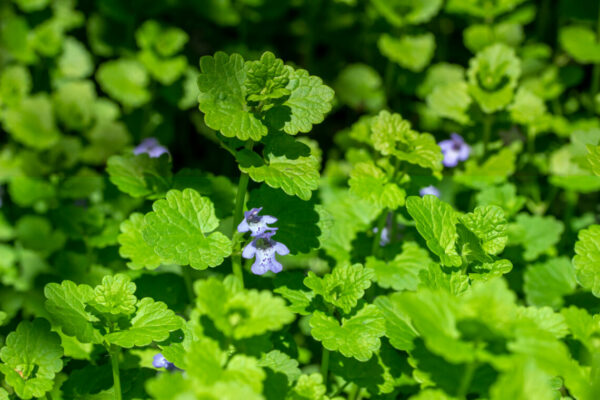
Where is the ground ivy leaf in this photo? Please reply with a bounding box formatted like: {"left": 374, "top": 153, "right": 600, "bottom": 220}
{"left": 489, "top": 359, "right": 556, "bottom": 400}
{"left": 244, "top": 51, "right": 290, "bottom": 102}
{"left": 44, "top": 281, "right": 103, "bottom": 344}
{"left": 459, "top": 205, "right": 508, "bottom": 256}
{"left": 271, "top": 67, "right": 335, "bottom": 135}
{"left": 0, "top": 319, "right": 63, "bottom": 399}
{"left": 286, "top": 373, "right": 328, "bottom": 400}
{"left": 142, "top": 189, "right": 232, "bottom": 270}
{"left": 248, "top": 185, "right": 320, "bottom": 254}
{"left": 418, "top": 264, "right": 470, "bottom": 295}
{"left": 349, "top": 162, "right": 406, "bottom": 210}
{"left": 310, "top": 304, "right": 385, "bottom": 361}
{"left": 475, "top": 183, "right": 525, "bottom": 217}
{"left": 3, "top": 94, "right": 60, "bottom": 149}
{"left": 366, "top": 242, "right": 433, "bottom": 291}
{"left": 378, "top": 33, "right": 436, "bottom": 72}
{"left": 90, "top": 274, "right": 137, "bottom": 316}
{"left": 197, "top": 52, "right": 266, "bottom": 141}
{"left": 455, "top": 148, "right": 517, "bottom": 189}
{"left": 524, "top": 257, "right": 577, "bottom": 308}
{"left": 334, "top": 63, "right": 385, "bottom": 112}
{"left": 573, "top": 224, "right": 600, "bottom": 297}
{"left": 304, "top": 263, "right": 374, "bottom": 314}
{"left": 239, "top": 151, "right": 319, "bottom": 201}
{"left": 406, "top": 195, "right": 462, "bottom": 267}
{"left": 96, "top": 59, "right": 151, "bottom": 108}
{"left": 559, "top": 25, "right": 600, "bottom": 64}
{"left": 259, "top": 350, "right": 301, "bottom": 399}
{"left": 427, "top": 81, "right": 472, "bottom": 125}
{"left": 107, "top": 153, "right": 172, "bottom": 198}
{"left": 195, "top": 278, "right": 295, "bottom": 339}
{"left": 118, "top": 213, "right": 163, "bottom": 270}
{"left": 467, "top": 43, "right": 521, "bottom": 113}
{"left": 105, "top": 297, "right": 183, "bottom": 348}
{"left": 587, "top": 144, "right": 600, "bottom": 176}
{"left": 374, "top": 294, "right": 419, "bottom": 352}
{"left": 509, "top": 214, "right": 564, "bottom": 261}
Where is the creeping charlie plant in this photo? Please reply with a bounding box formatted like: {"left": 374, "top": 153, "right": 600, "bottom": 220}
{"left": 0, "top": 1, "right": 600, "bottom": 400}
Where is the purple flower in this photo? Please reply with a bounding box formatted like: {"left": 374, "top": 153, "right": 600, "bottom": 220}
{"left": 242, "top": 231, "right": 289, "bottom": 275}
{"left": 133, "top": 137, "right": 169, "bottom": 158}
{"left": 439, "top": 133, "right": 470, "bottom": 167}
{"left": 419, "top": 185, "right": 440, "bottom": 197}
{"left": 237, "top": 207, "right": 277, "bottom": 237}
{"left": 373, "top": 227, "right": 390, "bottom": 247}
{"left": 152, "top": 353, "right": 177, "bottom": 371}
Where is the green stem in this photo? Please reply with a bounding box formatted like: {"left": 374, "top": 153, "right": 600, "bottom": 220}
{"left": 320, "top": 348, "right": 330, "bottom": 390}
{"left": 482, "top": 114, "right": 493, "bottom": 157}
{"left": 457, "top": 360, "right": 478, "bottom": 399}
{"left": 181, "top": 266, "right": 195, "bottom": 303}
{"left": 231, "top": 141, "right": 254, "bottom": 288}
{"left": 371, "top": 210, "right": 388, "bottom": 256}
{"left": 109, "top": 345, "right": 122, "bottom": 400}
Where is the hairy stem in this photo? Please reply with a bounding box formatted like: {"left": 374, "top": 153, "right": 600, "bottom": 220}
{"left": 109, "top": 345, "right": 122, "bottom": 400}
{"left": 457, "top": 360, "right": 478, "bottom": 399}
{"left": 320, "top": 348, "right": 330, "bottom": 390}
{"left": 231, "top": 141, "right": 254, "bottom": 288}
{"left": 371, "top": 210, "right": 388, "bottom": 256}
{"left": 181, "top": 266, "right": 195, "bottom": 303}
{"left": 482, "top": 113, "right": 493, "bottom": 157}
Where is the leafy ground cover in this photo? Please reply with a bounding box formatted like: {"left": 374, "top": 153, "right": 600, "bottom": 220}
{"left": 0, "top": 0, "right": 600, "bottom": 399}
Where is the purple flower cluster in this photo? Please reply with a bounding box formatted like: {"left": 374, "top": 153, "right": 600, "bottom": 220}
{"left": 419, "top": 185, "right": 440, "bottom": 197}
{"left": 439, "top": 133, "right": 470, "bottom": 168}
{"left": 238, "top": 207, "right": 289, "bottom": 275}
{"left": 152, "top": 353, "right": 178, "bottom": 371}
{"left": 133, "top": 137, "right": 169, "bottom": 158}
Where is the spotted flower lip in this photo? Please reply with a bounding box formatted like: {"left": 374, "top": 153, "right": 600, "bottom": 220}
{"left": 237, "top": 207, "right": 278, "bottom": 237}
{"left": 419, "top": 185, "right": 441, "bottom": 197}
{"left": 133, "top": 137, "right": 170, "bottom": 158}
{"left": 242, "top": 230, "right": 289, "bottom": 275}
{"left": 439, "top": 133, "right": 470, "bottom": 167}
{"left": 152, "top": 353, "right": 177, "bottom": 371}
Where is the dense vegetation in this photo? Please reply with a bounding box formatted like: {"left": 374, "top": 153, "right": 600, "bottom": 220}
{"left": 0, "top": 0, "right": 599, "bottom": 399}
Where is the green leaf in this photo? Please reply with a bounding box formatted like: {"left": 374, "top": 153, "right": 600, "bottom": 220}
{"left": 44, "top": 281, "right": 103, "bottom": 344}
{"left": 0, "top": 319, "right": 63, "bottom": 399}
{"left": 248, "top": 185, "right": 320, "bottom": 254}
{"left": 90, "top": 274, "right": 137, "bottom": 316}
{"left": 304, "top": 263, "right": 374, "bottom": 313}
{"left": 259, "top": 350, "right": 301, "bottom": 399}
{"left": 195, "top": 278, "right": 295, "bottom": 339}
{"left": 310, "top": 304, "right": 385, "bottom": 361}
{"left": 508, "top": 87, "right": 548, "bottom": 128}
{"left": 366, "top": 242, "right": 433, "bottom": 291}
{"left": 104, "top": 298, "right": 182, "bottom": 348}
{"left": 142, "top": 189, "right": 232, "bottom": 270}
{"left": 96, "top": 59, "right": 151, "bottom": 108}
{"left": 334, "top": 63, "right": 385, "bottom": 112}
{"left": 139, "top": 50, "right": 187, "bottom": 85}
{"left": 3, "top": 94, "right": 60, "bottom": 149}
{"left": 446, "top": 0, "right": 527, "bottom": 19}
{"left": 135, "top": 20, "right": 188, "bottom": 57}
{"left": 463, "top": 22, "right": 524, "bottom": 54}
{"left": 455, "top": 148, "right": 517, "bottom": 189}
{"left": 467, "top": 43, "right": 521, "bottom": 113}
{"left": 349, "top": 162, "right": 406, "bottom": 210}
{"left": 524, "top": 257, "right": 577, "bottom": 308}
{"left": 490, "top": 359, "right": 556, "bottom": 400}
{"left": 559, "top": 25, "right": 600, "bottom": 64}
{"left": 459, "top": 205, "right": 508, "bottom": 256}
{"left": 245, "top": 51, "right": 290, "bottom": 102}
{"left": 370, "top": 110, "right": 443, "bottom": 171}
{"left": 587, "top": 144, "right": 600, "bottom": 176}
{"left": 509, "top": 214, "right": 564, "bottom": 261}
{"left": 418, "top": 263, "right": 470, "bottom": 295}
{"left": 573, "top": 224, "right": 600, "bottom": 297}
{"left": 475, "top": 183, "right": 525, "bottom": 217}
{"left": 286, "top": 373, "right": 329, "bottom": 400}
{"left": 8, "top": 176, "right": 55, "bottom": 209}
{"left": 107, "top": 153, "right": 172, "bottom": 198}
{"left": 371, "top": 0, "right": 442, "bottom": 27}
{"left": 239, "top": 148, "right": 320, "bottom": 201}
{"left": 197, "top": 52, "right": 266, "bottom": 141}
{"left": 268, "top": 67, "right": 335, "bottom": 135}
{"left": 561, "top": 306, "right": 600, "bottom": 350}
{"left": 57, "top": 37, "right": 93, "bottom": 79}
{"left": 426, "top": 81, "right": 472, "bottom": 125}
{"left": 0, "top": 65, "right": 31, "bottom": 107}
{"left": 417, "top": 62, "right": 465, "bottom": 99}
{"left": 53, "top": 80, "right": 97, "bottom": 131}
{"left": 406, "top": 196, "right": 462, "bottom": 267}
{"left": 378, "top": 33, "right": 436, "bottom": 72}
{"left": 118, "top": 213, "right": 162, "bottom": 270}
{"left": 375, "top": 294, "right": 418, "bottom": 351}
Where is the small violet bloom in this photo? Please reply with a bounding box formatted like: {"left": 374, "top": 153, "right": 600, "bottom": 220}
{"left": 133, "top": 137, "right": 169, "bottom": 158}
{"left": 242, "top": 231, "right": 290, "bottom": 275}
{"left": 439, "top": 133, "right": 470, "bottom": 168}
{"left": 237, "top": 207, "right": 277, "bottom": 237}
{"left": 373, "top": 227, "right": 390, "bottom": 247}
{"left": 152, "top": 353, "right": 177, "bottom": 371}
{"left": 420, "top": 185, "right": 440, "bottom": 198}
